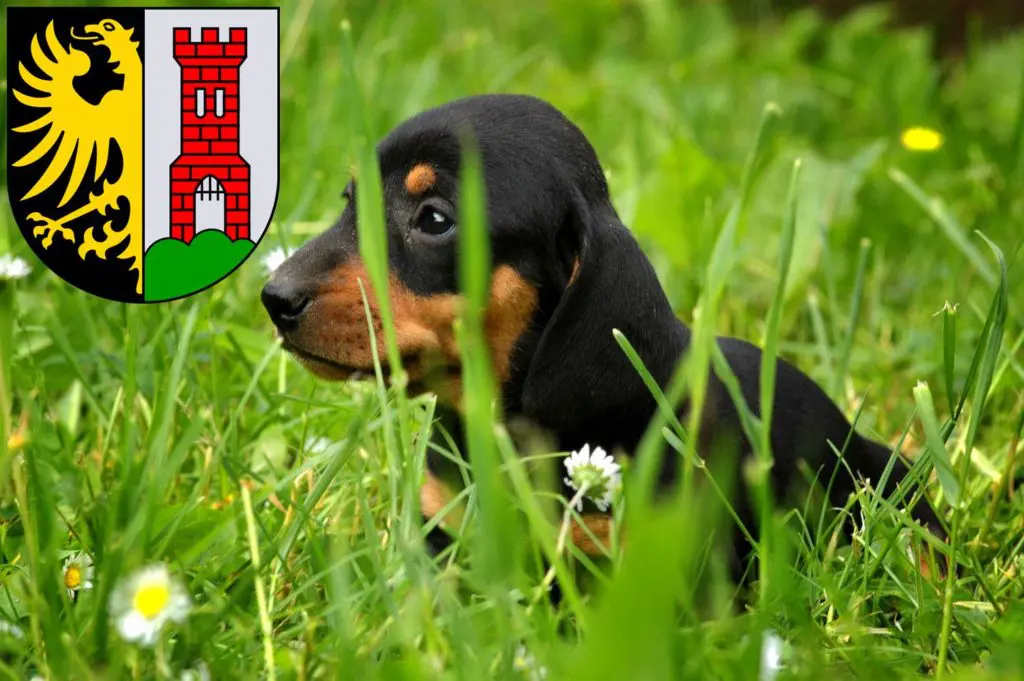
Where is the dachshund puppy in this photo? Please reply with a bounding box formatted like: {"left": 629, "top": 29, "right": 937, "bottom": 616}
{"left": 262, "top": 94, "right": 942, "bottom": 572}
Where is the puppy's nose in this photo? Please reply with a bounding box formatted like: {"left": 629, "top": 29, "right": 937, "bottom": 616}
{"left": 261, "top": 279, "right": 310, "bottom": 332}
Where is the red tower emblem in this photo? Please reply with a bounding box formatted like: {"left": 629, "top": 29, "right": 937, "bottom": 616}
{"left": 169, "top": 26, "right": 250, "bottom": 244}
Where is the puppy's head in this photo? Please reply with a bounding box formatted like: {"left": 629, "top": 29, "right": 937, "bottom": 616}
{"left": 262, "top": 94, "right": 616, "bottom": 403}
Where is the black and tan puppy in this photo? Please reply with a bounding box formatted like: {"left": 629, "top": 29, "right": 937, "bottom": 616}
{"left": 262, "top": 94, "right": 942, "bottom": 571}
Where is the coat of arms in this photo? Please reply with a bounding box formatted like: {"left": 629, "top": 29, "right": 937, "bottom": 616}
{"left": 6, "top": 7, "right": 279, "bottom": 302}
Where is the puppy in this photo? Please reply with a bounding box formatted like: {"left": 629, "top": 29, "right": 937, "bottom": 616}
{"left": 262, "top": 93, "right": 943, "bottom": 574}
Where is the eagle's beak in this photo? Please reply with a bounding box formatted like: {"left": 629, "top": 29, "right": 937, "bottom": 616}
{"left": 71, "top": 26, "right": 100, "bottom": 42}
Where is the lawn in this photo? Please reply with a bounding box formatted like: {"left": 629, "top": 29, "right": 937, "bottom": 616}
{"left": 2, "top": 0, "right": 1024, "bottom": 679}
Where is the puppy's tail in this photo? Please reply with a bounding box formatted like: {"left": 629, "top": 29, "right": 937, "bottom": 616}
{"left": 853, "top": 435, "right": 946, "bottom": 539}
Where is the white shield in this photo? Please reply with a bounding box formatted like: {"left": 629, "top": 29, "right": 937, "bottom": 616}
{"left": 142, "top": 8, "right": 278, "bottom": 302}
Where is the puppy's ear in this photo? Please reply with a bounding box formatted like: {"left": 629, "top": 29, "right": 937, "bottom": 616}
{"left": 521, "top": 192, "right": 688, "bottom": 445}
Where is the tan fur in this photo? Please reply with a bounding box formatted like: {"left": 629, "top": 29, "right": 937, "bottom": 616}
{"left": 404, "top": 163, "right": 437, "bottom": 195}
{"left": 423, "top": 477, "right": 619, "bottom": 558}
{"left": 568, "top": 257, "right": 581, "bottom": 287}
{"left": 919, "top": 555, "right": 933, "bottom": 580}
{"left": 291, "top": 259, "right": 537, "bottom": 400}
{"left": 421, "top": 471, "right": 455, "bottom": 527}
{"left": 484, "top": 266, "right": 538, "bottom": 383}
{"left": 571, "top": 513, "right": 618, "bottom": 556}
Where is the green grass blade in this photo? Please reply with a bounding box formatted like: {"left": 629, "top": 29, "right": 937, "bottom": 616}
{"left": 936, "top": 232, "right": 1009, "bottom": 678}
{"left": 457, "top": 131, "right": 522, "bottom": 589}
{"left": 831, "top": 237, "right": 871, "bottom": 399}
{"left": 889, "top": 169, "right": 996, "bottom": 286}
{"left": 942, "top": 301, "right": 958, "bottom": 414}
{"left": 630, "top": 102, "right": 781, "bottom": 506}
{"left": 759, "top": 158, "right": 801, "bottom": 459}
{"left": 912, "top": 382, "right": 960, "bottom": 507}
{"left": 962, "top": 233, "right": 1009, "bottom": 459}
{"left": 340, "top": 21, "right": 412, "bottom": 492}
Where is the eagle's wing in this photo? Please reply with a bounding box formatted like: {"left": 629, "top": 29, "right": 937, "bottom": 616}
{"left": 12, "top": 22, "right": 118, "bottom": 207}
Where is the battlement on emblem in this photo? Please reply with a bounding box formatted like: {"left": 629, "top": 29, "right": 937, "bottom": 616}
{"left": 173, "top": 26, "right": 247, "bottom": 64}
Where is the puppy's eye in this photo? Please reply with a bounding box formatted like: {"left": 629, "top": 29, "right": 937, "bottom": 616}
{"left": 415, "top": 208, "right": 455, "bottom": 236}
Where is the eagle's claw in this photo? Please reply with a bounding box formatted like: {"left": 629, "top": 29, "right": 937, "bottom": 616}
{"left": 26, "top": 211, "right": 75, "bottom": 248}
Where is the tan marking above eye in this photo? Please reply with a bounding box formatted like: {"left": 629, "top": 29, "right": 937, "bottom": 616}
{"left": 404, "top": 163, "right": 437, "bottom": 195}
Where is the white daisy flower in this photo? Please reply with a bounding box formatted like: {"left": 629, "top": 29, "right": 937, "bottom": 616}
{"left": 0, "top": 253, "right": 31, "bottom": 281}
{"left": 759, "top": 630, "right": 785, "bottom": 681}
{"left": 563, "top": 444, "right": 621, "bottom": 511}
{"left": 180, "top": 660, "right": 211, "bottom": 681}
{"left": 512, "top": 644, "right": 548, "bottom": 680}
{"left": 385, "top": 564, "right": 408, "bottom": 592}
{"left": 261, "top": 246, "right": 289, "bottom": 275}
{"left": 109, "top": 564, "right": 191, "bottom": 646}
{"left": 0, "top": 619, "right": 24, "bottom": 639}
{"left": 63, "top": 552, "right": 95, "bottom": 598}
{"left": 303, "top": 436, "right": 333, "bottom": 455}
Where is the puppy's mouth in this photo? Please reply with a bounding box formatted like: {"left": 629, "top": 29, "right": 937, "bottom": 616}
{"left": 280, "top": 341, "right": 381, "bottom": 381}
{"left": 280, "top": 339, "right": 460, "bottom": 388}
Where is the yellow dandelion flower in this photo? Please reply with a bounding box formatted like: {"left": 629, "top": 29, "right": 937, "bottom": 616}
{"left": 900, "top": 126, "right": 944, "bottom": 152}
{"left": 210, "top": 493, "right": 235, "bottom": 510}
{"left": 109, "top": 564, "right": 191, "bottom": 646}
{"left": 6, "top": 431, "right": 27, "bottom": 452}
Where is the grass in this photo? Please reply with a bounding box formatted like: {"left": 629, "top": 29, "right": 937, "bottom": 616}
{"left": 2, "top": 0, "right": 1024, "bottom": 679}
